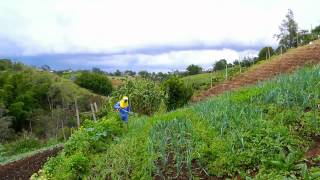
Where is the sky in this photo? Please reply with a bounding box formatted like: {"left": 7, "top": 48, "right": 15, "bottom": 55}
{"left": 0, "top": 0, "right": 319, "bottom": 72}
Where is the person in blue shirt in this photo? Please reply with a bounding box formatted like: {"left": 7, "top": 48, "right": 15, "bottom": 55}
{"left": 114, "top": 96, "right": 130, "bottom": 123}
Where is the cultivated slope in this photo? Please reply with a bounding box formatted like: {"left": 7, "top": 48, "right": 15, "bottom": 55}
{"left": 193, "top": 40, "right": 320, "bottom": 101}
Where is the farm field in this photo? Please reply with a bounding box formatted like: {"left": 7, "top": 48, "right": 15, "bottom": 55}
{"left": 193, "top": 40, "right": 320, "bottom": 101}
{"left": 33, "top": 64, "right": 320, "bottom": 179}
{"left": 182, "top": 66, "right": 248, "bottom": 94}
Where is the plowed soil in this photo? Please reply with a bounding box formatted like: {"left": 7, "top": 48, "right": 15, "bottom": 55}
{"left": 193, "top": 40, "right": 320, "bottom": 101}
{"left": 0, "top": 147, "right": 62, "bottom": 180}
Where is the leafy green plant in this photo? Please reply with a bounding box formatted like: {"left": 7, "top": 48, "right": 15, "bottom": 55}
{"left": 112, "top": 79, "right": 165, "bottom": 115}
{"left": 162, "top": 76, "right": 193, "bottom": 110}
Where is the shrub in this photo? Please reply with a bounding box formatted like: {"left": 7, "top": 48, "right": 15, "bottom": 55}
{"left": 3, "top": 136, "right": 41, "bottom": 156}
{"left": 162, "top": 76, "right": 193, "bottom": 110}
{"left": 75, "top": 71, "right": 113, "bottom": 96}
{"left": 66, "top": 152, "right": 90, "bottom": 178}
{"left": 112, "top": 79, "right": 165, "bottom": 115}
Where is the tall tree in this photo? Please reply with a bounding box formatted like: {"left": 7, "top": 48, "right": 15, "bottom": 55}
{"left": 258, "top": 47, "right": 274, "bottom": 60}
{"left": 213, "top": 59, "right": 227, "bottom": 71}
{"left": 274, "top": 9, "right": 298, "bottom": 49}
{"left": 186, "top": 64, "right": 202, "bottom": 75}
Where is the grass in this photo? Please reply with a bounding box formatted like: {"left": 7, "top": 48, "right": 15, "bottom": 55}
{"left": 34, "top": 64, "right": 320, "bottom": 179}
{"left": 182, "top": 66, "right": 248, "bottom": 94}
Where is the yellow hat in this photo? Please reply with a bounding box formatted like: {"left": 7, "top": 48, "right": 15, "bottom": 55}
{"left": 120, "top": 96, "right": 129, "bottom": 108}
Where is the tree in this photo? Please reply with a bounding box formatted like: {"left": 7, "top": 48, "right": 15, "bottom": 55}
{"left": 41, "top": 65, "right": 51, "bottom": 71}
{"left": 0, "top": 104, "right": 14, "bottom": 142}
{"left": 138, "top": 71, "right": 150, "bottom": 79}
{"left": 92, "top": 67, "right": 104, "bottom": 74}
{"left": 213, "top": 59, "right": 227, "bottom": 71}
{"left": 274, "top": 9, "right": 298, "bottom": 49}
{"left": 312, "top": 25, "right": 320, "bottom": 34}
{"left": 186, "top": 64, "right": 202, "bottom": 75}
{"left": 0, "top": 59, "right": 12, "bottom": 71}
{"left": 75, "top": 72, "right": 113, "bottom": 96}
{"left": 233, "top": 60, "right": 240, "bottom": 66}
{"left": 258, "top": 47, "right": 274, "bottom": 61}
{"left": 162, "top": 76, "right": 193, "bottom": 111}
{"left": 124, "top": 70, "right": 136, "bottom": 76}
{"left": 114, "top": 70, "right": 122, "bottom": 76}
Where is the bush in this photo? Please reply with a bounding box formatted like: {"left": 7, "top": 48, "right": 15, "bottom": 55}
{"left": 75, "top": 72, "right": 113, "bottom": 96}
{"left": 66, "top": 152, "right": 90, "bottom": 178}
{"left": 3, "top": 136, "right": 41, "bottom": 156}
{"left": 162, "top": 76, "right": 193, "bottom": 110}
{"left": 112, "top": 79, "right": 165, "bottom": 115}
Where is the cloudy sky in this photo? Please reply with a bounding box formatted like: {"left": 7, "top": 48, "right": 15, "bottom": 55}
{"left": 0, "top": 0, "right": 319, "bottom": 72}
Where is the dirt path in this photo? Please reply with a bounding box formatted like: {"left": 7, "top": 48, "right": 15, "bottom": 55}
{"left": 193, "top": 40, "right": 320, "bottom": 102}
{"left": 0, "top": 147, "right": 62, "bottom": 180}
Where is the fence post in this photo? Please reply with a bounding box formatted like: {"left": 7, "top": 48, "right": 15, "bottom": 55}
{"left": 75, "top": 98, "right": 80, "bottom": 128}
{"left": 94, "top": 102, "right": 98, "bottom": 113}
{"left": 225, "top": 65, "right": 228, "bottom": 80}
{"left": 90, "top": 103, "right": 97, "bottom": 121}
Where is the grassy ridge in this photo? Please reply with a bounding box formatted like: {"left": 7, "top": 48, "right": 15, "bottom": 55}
{"left": 34, "top": 65, "right": 320, "bottom": 179}
{"left": 182, "top": 66, "right": 248, "bottom": 93}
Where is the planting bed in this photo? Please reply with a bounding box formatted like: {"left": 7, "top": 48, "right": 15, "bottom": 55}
{"left": 0, "top": 147, "right": 62, "bottom": 180}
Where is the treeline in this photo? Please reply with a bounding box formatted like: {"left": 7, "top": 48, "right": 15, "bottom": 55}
{"left": 0, "top": 59, "right": 105, "bottom": 142}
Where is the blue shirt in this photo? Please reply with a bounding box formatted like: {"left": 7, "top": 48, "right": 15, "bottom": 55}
{"left": 114, "top": 102, "right": 130, "bottom": 122}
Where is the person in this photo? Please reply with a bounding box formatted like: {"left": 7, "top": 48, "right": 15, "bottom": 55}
{"left": 114, "top": 96, "right": 130, "bottom": 123}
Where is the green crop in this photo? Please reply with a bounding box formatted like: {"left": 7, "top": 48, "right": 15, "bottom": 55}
{"left": 36, "top": 65, "right": 320, "bottom": 179}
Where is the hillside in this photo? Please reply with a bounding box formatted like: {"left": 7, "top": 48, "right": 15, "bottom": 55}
{"left": 182, "top": 66, "right": 249, "bottom": 93}
{"left": 193, "top": 40, "right": 320, "bottom": 101}
{"left": 0, "top": 60, "right": 106, "bottom": 156}
{"left": 32, "top": 64, "right": 320, "bottom": 179}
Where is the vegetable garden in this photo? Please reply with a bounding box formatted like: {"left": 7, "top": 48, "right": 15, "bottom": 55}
{"left": 32, "top": 64, "right": 320, "bottom": 179}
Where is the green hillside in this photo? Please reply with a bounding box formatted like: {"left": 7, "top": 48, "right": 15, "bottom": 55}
{"left": 182, "top": 66, "right": 248, "bottom": 93}
{"left": 34, "top": 65, "right": 320, "bottom": 179}
{"left": 0, "top": 59, "right": 105, "bottom": 147}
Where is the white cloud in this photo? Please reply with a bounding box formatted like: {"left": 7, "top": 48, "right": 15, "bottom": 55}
{"left": 0, "top": 0, "right": 319, "bottom": 71}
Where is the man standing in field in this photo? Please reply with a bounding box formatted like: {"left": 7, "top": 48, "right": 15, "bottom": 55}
{"left": 114, "top": 96, "right": 131, "bottom": 124}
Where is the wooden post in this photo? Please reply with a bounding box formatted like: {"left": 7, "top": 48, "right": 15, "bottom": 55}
{"left": 239, "top": 56, "right": 242, "bottom": 73}
{"left": 90, "top": 103, "right": 97, "bottom": 121}
{"left": 225, "top": 65, "right": 228, "bottom": 80}
{"left": 267, "top": 47, "right": 271, "bottom": 59}
{"left": 75, "top": 98, "right": 80, "bottom": 128}
{"left": 265, "top": 52, "right": 268, "bottom": 60}
{"left": 94, "top": 102, "right": 98, "bottom": 113}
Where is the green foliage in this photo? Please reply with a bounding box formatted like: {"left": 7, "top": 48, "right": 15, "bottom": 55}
{"left": 41, "top": 117, "right": 123, "bottom": 179}
{"left": 258, "top": 46, "right": 274, "bottom": 60}
{"left": 213, "top": 59, "right": 227, "bottom": 71}
{"left": 112, "top": 79, "right": 165, "bottom": 115}
{"left": 162, "top": 76, "right": 193, "bottom": 110}
{"left": 274, "top": 9, "right": 298, "bottom": 48}
{"left": 312, "top": 25, "right": 320, "bottom": 34}
{"left": 0, "top": 59, "right": 104, "bottom": 141}
{"left": 182, "top": 66, "right": 248, "bottom": 92}
{"left": 0, "top": 59, "right": 12, "bottom": 71}
{"left": 2, "top": 136, "right": 41, "bottom": 156}
{"left": 66, "top": 152, "right": 90, "bottom": 178}
{"left": 186, "top": 64, "right": 202, "bottom": 75}
{"left": 39, "top": 65, "right": 320, "bottom": 179}
{"left": 75, "top": 71, "right": 113, "bottom": 96}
